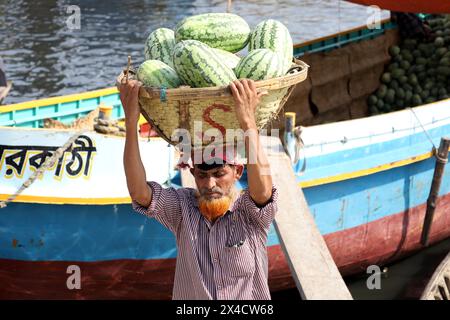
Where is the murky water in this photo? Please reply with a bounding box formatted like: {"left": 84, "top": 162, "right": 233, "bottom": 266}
{"left": 345, "top": 238, "right": 450, "bottom": 300}
{"left": 271, "top": 237, "right": 450, "bottom": 300}
{"left": 0, "top": 0, "right": 388, "bottom": 104}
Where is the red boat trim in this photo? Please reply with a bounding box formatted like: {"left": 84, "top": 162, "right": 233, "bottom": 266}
{"left": 345, "top": 0, "right": 450, "bottom": 14}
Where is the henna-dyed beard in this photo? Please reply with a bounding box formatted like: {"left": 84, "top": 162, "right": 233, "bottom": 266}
{"left": 196, "top": 186, "right": 237, "bottom": 222}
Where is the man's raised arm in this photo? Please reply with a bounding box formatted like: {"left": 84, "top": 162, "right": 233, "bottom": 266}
{"left": 120, "top": 80, "right": 152, "bottom": 207}
{"left": 229, "top": 79, "right": 273, "bottom": 206}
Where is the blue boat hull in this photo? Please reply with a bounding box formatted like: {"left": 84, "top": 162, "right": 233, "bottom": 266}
{"left": 1, "top": 150, "right": 450, "bottom": 298}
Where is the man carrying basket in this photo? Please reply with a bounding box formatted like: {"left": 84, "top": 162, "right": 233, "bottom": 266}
{"left": 120, "top": 79, "right": 278, "bottom": 300}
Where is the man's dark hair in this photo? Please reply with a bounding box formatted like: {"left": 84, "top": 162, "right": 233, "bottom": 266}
{"left": 194, "top": 158, "right": 234, "bottom": 171}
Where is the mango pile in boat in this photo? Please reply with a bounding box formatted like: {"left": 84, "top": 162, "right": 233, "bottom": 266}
{"left": 368, "top": 14, "right": 450, "bottom": 115}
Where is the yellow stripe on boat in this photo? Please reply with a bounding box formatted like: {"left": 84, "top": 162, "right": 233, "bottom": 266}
{"left": 2, "top": 148, "right": 449, "bottom": 204}
{"left": 299, "top": 149, "right": 450, "bottom": 188}
{"left": 0, "top": 194, "right": 131, "bottom": 205}
{"left": 1, "top": 87, "right": 119, "bottom": 112}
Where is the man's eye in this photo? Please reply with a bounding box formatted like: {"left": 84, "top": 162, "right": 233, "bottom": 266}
{"left": 215, "top": 172, "right": 225, "bottom": 178}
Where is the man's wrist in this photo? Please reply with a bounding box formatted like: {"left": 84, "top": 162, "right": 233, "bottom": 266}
{"left": 240, "top": 121, "right": 258, "bottom": 131}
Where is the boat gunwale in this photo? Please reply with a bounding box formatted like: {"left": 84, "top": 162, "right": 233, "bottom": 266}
{"left": 0, "top": 125, "right": 164, "bottom": 141}
{"left": 293, "top": 17, "right": 392, "bottom": 49}
{"left": 297, "top": 98, "right": 450, "bottom": 187}
{"left": 0, "top": 87, "right": 119, "bottom": 113}
{"left": 300, "top": 99, "right": 450, "bottom": 148}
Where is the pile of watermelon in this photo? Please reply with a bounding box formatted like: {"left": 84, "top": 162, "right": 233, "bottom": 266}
{"left": 137, "top": 13, "right": 294, "bottom": 89}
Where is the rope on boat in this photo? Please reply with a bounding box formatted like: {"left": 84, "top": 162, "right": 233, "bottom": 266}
{"left": 0, "top": 130, "right": 86, "bottom": 209}
{"left": 407, "top": 107, "right": 438, "bottom": 152}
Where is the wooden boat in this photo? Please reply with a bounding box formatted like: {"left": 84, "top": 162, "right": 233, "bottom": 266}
{"left": 0, "top": 81, "right": 12, "bottom": 105}
{"left": 345, "top": 0, "right": 450, "bottom": 14}
{"left": 1, "top": 19, "right": 450, "bottom": 299}
{"left": 421, "top": 252, "right": 450, "bottom": 300}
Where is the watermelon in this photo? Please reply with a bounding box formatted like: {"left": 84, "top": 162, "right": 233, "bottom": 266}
{"left": 144, "top": 28, "right": 176, "bottom": 68}
{"left": 235, "top": 49, "right": 285, "bottom": 80}
{"left": 175, "top": 13, "right": 250, "bottom": 53}
{"left": 137, "top": 60, "right": 181, "bottom": 88}
{"left": 173, "top": 40, "right": 237, "bottom": 88}
{"left": 211, "top": 48, "right": 241, "bottom": 70}
{"left": 249, "top": 19, "right": 293, "bottom": 73}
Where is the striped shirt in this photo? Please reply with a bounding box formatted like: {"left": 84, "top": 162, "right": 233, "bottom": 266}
{"left": 132, "top": 181, "right": 278, "bottom": 300}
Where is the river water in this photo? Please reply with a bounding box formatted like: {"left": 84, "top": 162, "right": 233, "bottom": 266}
{"left": 272, "top": 237, "right": 450, "bottom": 300}
{"left": 0, "top": 0, "right": 388, "bottom": 104}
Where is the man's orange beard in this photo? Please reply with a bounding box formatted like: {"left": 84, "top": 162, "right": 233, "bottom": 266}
{"left": 196, "top": 187, "right": 236, "bottom": 222}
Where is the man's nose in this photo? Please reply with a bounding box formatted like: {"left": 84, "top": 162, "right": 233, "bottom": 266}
{"left": 205, "top": 177, "right": 216, "bottom": 190}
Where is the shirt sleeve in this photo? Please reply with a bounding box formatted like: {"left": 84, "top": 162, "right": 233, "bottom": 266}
{"left": 131, "top": 181, "right": 183, "bottom": 234}
{"left": 239, "top": 185, "right": 279, "bottom": 232}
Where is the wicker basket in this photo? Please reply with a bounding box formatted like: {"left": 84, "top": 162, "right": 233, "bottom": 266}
{"left": 117, "top": 59, "right": 308, "bottom": 146}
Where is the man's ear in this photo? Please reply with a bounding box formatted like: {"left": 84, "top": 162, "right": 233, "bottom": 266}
{"left": 235, "top": 164, "right": 244, "bottom": 180}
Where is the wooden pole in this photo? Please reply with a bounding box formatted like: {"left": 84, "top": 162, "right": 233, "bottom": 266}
{"left": 227, "top": 0, "right": 232, "bottom": 13}
{"left": 421, "top": 137, "right": 450, "bottom": 247}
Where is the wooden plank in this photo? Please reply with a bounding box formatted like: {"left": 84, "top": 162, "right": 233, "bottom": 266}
{"left": 261, "top": 135, "right": 353, "bottom": 300}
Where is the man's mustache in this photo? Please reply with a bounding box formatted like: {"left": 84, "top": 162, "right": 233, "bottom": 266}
{"left": 199, "top": 187, "right": 224, "bottom": 197}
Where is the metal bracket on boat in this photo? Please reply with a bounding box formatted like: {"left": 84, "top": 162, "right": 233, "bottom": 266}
{"left": 283, "top": 112, "right": 306, "bottom": 173}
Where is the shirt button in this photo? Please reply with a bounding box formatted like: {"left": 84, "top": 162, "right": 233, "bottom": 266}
{"left": 213, "top": 258, "right": 218, "bottom": 263}
{"left": 217, "top": 285, "right": 222, "bottom": 290}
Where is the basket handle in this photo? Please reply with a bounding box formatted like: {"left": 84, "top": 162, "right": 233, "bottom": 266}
{"left": 293, "top": 59, "right": 310, "bottom": 70}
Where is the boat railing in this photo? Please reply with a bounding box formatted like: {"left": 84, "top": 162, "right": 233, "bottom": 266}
{"left": 0, "top": 88, "right": 122, "bottom": 128}
{"left": 294, "top": 18, "right": 396, "bottom": 57}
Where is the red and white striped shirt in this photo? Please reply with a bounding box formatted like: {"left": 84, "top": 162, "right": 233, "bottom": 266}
{"left": 132, "top": 181, "right": 278, "bottom": 300}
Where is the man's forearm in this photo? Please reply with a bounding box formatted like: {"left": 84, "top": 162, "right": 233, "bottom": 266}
{"left": 244, "top": 125, "right": 273, "bottom": 206}
{"left": 124, "top": 122, "right": 151, "bottom": 206}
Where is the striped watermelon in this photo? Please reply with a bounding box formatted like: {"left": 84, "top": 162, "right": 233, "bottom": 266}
{"left": 173, "top": 40, "right": 237, "bottom": 88}
{"left": 175, "top": 13, "right": 250, "bottom": 53}
{"left": 211, "top": 48, "right": 241, "bottom": 70}
{"left": 249, "top": 19, "right": 293, "bottom": 73}
{"left": 144, "top": 28, "right": 176, "bottom": 68}
{"left": 137, "top": 60, "right": 181, "bottom": 88}
{"left": 235, "top": 49, "right": 285, "bottom": 80}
